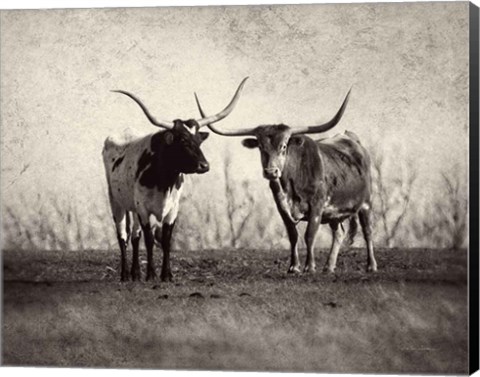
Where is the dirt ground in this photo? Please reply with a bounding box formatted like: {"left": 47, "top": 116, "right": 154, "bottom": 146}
{"left": 2, "top": 247, "right": 468, "bottom": 373}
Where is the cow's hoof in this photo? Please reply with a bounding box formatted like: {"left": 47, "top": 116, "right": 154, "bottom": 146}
{"left": 367, "top": 265, "right": 378, "bottom": 273}
{"left": 146, "top": 270, "right": 157, "bottom": 281}
{"left": 120, "top": 271, "right": 129, "bottom": 282}
{"left": 304, "top": 265, "right": 317, "bottom": 273}
{"left": 323, "top": 267, "right": 336, "bottom": 274}
{"left": 131, "top": 270, "right": 141, "bottom": 281}
{"left": 131, "top": 264, "right": 141, "bottom": 281}
{"left": 161, "top": 271, "right": 173, "bottom": 282}
{"left": 287, "top": 265, "right": 301, "bottom": 274}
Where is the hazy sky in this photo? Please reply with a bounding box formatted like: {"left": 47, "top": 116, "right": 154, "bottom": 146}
{"left": 0, "top": 2, "right": 469, "bottom": 209}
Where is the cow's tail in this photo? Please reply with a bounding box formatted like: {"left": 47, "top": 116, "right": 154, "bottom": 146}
{"left": 344, "top": 215, "right": 359, "bottom": 247}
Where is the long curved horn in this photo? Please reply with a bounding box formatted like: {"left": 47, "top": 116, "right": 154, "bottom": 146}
{"left": 112, "top": 90, "right": 174, "bottom": 129}
{"left": 194, "top": 91, "right": 257, "bottom": 136}
{"left": 195, "top": 77, "right": 249, "bottom": 128}
{"left": 194, "top": 92, "right": 207, "bottom": 118}
{"left": 291, "top": 89, "right": 351, "bottom": 135}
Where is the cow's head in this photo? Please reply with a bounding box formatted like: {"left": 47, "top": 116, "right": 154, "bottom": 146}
{"left": 160, "top": 119, "right": 210, "bottom": 174}
{"left": 241, "top": 125, "right": 294, "bottom": 180}
{"left": 195, "top": 88, "right": 351, "bottom": 180}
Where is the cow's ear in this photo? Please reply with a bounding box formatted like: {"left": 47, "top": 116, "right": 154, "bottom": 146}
{"left": 198, "top": 132, "right": 209, "bottom": 143}
{"left": 289, "top": 136, "right": 304, "bottom": 147}
{"left": 164, "top": 131, "right": 175, "bottom": 145}
{"left": 242, "top": 138, "right": 259, "bottom": 149}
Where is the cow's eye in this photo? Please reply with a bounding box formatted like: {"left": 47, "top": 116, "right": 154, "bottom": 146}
{"left": 281, "top": 144, "right": 287, "bottom": 152}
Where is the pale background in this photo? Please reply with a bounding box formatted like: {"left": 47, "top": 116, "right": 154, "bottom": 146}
{"left": 0, "top": 1, "right": 470, "bottom": 250}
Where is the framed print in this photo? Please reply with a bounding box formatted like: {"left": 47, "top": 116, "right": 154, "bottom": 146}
{"left": 1, "top": 1, "right": 479, "bottom": 374}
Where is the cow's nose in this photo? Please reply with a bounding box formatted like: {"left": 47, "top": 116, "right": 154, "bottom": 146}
{"left": 263, "top": 168, "right": 280, "bottom": 179}
{"left": 197, "top": 161, "right": 210, "bottom": 173}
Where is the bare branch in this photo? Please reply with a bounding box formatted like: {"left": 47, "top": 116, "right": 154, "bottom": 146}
{"left": 370, "top": 146, "right": 417, "bottom": 247}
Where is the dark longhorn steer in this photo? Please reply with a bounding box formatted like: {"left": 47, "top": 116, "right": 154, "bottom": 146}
{"left": 103, "top": 78, "right": 247, "bottom": 282}
{"left": 195, "top": 88, "right": 377, "bottom": 273}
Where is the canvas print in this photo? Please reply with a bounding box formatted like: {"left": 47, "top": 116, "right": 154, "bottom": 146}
{"left": 1, "top": 1, "right": 478, "bottom": 374}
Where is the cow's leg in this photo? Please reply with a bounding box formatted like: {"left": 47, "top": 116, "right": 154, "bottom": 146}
{"left": 130, "top": 215, "right": 142, "bottom": 281}
{"left": 112, "top": 209, "right": 129, "bottom": 282}
{"left": 160, "top": 221, "right": 176, "bottom": 282}
{"left": 117, "top": 223, "right": 129, "bottom": 282}
{"left": 269, "top": 181, "right": 300, "bottom": 273}
{"left": 359, "top": 207, "right": 378, "bottom": 272}
{"left": 276, "top": 210, "right": 300, "bottom": 273}
{"left": 324, "top": 221, "right": 346, "bottom": 273}
{"left": 114, "top": 212, "right": 128, "bottom": 281}
{"left": 304, "top": 213, "right": 322, "bottom": 273}
{"left": 282, "top": 216, "right": 300, "bottom": 273}
{"left": 287, "top": 223, "right": 301, "bottom": 273}
{"left": 139, "top": 215, "right": 157, "bottom": 281}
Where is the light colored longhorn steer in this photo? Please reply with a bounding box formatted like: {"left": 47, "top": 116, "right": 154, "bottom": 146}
{"left": 103, "top": 78, "right": 248, "bottom": 281}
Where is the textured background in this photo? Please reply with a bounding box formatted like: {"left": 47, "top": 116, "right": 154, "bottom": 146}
{"left": 0, "top": 2, "right": 469, "bottom": 250}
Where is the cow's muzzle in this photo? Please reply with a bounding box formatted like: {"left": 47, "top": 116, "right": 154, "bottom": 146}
{"left": 263, "top": 167, "right": 281, "bottom": 180}
{"left": 196, "top": 161, "right": 210, "bottom": 174}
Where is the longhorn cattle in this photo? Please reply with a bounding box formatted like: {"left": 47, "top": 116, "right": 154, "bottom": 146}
{"left": 103, "top": 78, "right": 248, "bottom": 281}
{"left": 195, "top": 88, "right": 377, "bottom": 274}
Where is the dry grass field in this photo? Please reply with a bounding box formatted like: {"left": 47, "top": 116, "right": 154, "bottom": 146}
{"left": 3, "top": 247, "right": 468, "bottom": 374}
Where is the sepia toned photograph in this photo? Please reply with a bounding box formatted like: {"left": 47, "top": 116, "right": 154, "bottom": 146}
{"left": 1, "top": 1, "right": 478, "bottom": 374}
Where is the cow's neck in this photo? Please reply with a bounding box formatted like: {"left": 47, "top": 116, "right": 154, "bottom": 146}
{"left": 268, "top": 162, "right": 310, "bottom": 222}
{"left": 138, "top": 159, "right": 182, "bottom": 193}
{"left": 160, "top": 167, "right": 184, "bottom": 192}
